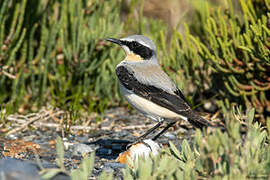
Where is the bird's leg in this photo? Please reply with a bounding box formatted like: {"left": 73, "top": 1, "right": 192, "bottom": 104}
{"left": 137, "top": 121, "right": 164, "bottom": 140}
{"left": 127, "top": 121, "right": 163, "bottom": 149}
{"left": 152, "top": 121, "right": 176, "bottom": 141}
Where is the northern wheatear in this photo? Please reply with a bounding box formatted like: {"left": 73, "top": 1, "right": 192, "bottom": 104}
{"left": 106, "top": 35, "right": 212, "bottom": 142}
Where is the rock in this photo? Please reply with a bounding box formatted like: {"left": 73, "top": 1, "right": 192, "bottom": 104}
{"left": 63, "top": 141, "right": 74, "bottom": 150}
{"left": 22, "top": 135, "right": 36, "bottom": 142}
{"left": 104, "top": 162, "right": 126, "bottom": 169}
{"left": 0, "top": 158, "right": 41, "bottom": 180}
{"left": 102, "top": 163, "right": 126, "bottom": 174}
{"left": 75, "top": 136, "right": 89, "bottom": 143}
{"left": 117, "top": 139, "right": 161, "bottom": 164}
{"left": 72, "top": 143, "right": 95, "bottom": 156}
{"left": 0, "top": 158, "right": 71, "bottom": 180}
{"left": 163, "top": 132, "right": 177, "bottom": 140}
{"left": 6, "top": 134, "right": 17, "bottom": 140}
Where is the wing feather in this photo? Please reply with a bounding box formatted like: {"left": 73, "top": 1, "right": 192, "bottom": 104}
{"left": 116, "top": 65, "right": 192, "bottom": 117}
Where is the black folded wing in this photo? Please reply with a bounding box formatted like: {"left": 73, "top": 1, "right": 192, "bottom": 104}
{"left": 116, "top": 66, "right": 192, "bottom": 116}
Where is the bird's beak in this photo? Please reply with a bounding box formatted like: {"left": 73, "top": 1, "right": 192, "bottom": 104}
{"left": 105, "top": 38, "right": 123, "bottom": 46}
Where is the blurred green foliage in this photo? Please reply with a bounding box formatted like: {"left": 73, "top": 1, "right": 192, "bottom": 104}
{"left": 122, "top": 108, "right": 270, "bottom": 179}
{"left": 0, "top": 0, "right": 123, "bottom": 114}
{"left": 168, "top": 0, "right": 270, "bottom": 121}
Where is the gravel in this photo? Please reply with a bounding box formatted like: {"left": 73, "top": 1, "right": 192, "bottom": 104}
{"left": 1, "top": 107, "right": 197, "bottom": 179}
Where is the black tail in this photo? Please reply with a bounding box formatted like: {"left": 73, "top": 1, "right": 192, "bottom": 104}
{"left": 188, "top": 111, "right": 214, "bottom": 129}
{"left": 187, "top": 110, "right": 226, "bottom": 131}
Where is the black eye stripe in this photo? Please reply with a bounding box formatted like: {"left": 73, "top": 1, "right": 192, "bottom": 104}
{"left": 133, "top": 41, "right": 139, "bottom": 47}
{"left": 121, "top": 40, "right": 153, "bottom": 60}
{"left": 122, "top": 41, "right": 140, "bottom": 48}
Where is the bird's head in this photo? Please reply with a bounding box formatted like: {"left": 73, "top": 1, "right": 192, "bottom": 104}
{"left": 106, "top": 35, "right": 157, "bottom": 63}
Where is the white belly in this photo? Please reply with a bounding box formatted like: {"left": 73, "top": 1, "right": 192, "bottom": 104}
{"left": 119, "top": 84, "right": 187, "bottom": 122}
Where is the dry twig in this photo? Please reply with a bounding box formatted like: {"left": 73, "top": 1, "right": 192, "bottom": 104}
{"left": 6, "top": 108, "right": 65, "bottom": 135}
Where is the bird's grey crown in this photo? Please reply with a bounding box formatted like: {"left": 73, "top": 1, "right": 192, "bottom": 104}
{"left": 121, "top": 35, "right": 157, "bottom": 52}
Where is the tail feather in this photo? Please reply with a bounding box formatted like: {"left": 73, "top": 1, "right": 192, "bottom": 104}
{"left": 187, "top": 110, "right": 226, "bottom": 131}
{"left": 187, "top": 111, "right": 214, "bottom": 129}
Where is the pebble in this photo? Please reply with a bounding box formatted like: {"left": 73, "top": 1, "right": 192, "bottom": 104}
{"left": 6, "top": 134, "right": 17, "bottom": 140}
{"left": 64, "top": 141, "right": 74, "bottom": 150}
{"left": 104, "top": 162, "right": 126, "bottom": 169}
{"left": 23, "top": 135, "right": 36, "bottom": 142}
{"left": 102, "top": 163, "right": 126, "bottom": 175}
{"left": 118, "top": 130, "right": 129, "bottom": 137}
{"left": 163, "top": 132, "right": 177, "bottom": 140}
{"left": 75, "top": 136, "right": 89, "bottom": 142}
{"left": 72, "top": 143, "right": 95, "bottom": 156}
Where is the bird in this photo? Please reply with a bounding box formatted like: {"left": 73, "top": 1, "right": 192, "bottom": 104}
{"left": 106, "top": 35, "right": 213, "bottom": 143}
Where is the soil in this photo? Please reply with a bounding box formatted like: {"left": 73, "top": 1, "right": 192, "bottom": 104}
{"left": 0, "top": 107, "right": 198, "bottom": 179}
